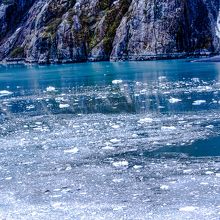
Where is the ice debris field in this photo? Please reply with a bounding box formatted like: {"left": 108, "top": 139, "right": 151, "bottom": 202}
{"left": 0, "top": 61, "right": 219, "bottom": 219}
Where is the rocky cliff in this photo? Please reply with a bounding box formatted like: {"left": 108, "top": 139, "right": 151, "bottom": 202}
{"left": 0, "top": 0, "right": 220, "bottom": 63}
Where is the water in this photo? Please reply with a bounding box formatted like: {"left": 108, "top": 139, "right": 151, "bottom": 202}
{"left": 0, "top": 60, "right": 220, "bottom": 219}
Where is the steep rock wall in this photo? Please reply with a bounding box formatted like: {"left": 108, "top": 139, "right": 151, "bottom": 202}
{"left": 0, "top": 0, "right": 219, "bottom": 63}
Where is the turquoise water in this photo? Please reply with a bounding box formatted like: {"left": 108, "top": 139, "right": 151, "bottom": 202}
{"left": 0, "top": 60, "right": 220, "bottom": 219}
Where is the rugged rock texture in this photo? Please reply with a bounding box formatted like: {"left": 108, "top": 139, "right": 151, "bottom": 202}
{"left": 0, "top": 0, "right": 220, "bottom": 63}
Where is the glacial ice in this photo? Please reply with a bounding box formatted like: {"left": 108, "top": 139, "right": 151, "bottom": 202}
{"left": 0, "top": 74, "right": 220, "bottom": 219}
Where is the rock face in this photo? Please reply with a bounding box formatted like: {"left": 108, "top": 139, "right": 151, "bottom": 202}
{"left": 0, "top": 0, "right": 220, "bottom": 63}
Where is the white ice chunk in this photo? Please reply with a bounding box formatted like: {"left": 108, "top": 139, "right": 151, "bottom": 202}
{"left": 112, "top": 161, "right": 129, "bottom": 167}
{"left": 138, "top": 118, "right": 153, "bottom": 124}
{"left": 110, "top": 138, "right": 121, "bottom": 143}
{"left": 192, "top": 78, "right": 200, "bottom": 83}
{"left": 168, "top": 97, "right": 182, "bottom": 104}
{"left": 112, "top": 80, "right": 123, "bottom": 84}
{"left": 26, "top": 105, "right": 35, "bottom": 110}
{"left": 64, "top": 147, "right": 79, "bottom": 154}
{"left": 160, "top": 185, "right": 169, "bottom": 190}
{"left": 59, "top": 103, "right": 70, "bottom": 108}
{"left": 51, "top": 202, "right": 62, "bottom": 209}
{"left": 192, "top": 100, "right": 206, "bottom": 105}
{"left": 205, "top": 171, "right": 214, "bottom": 175}
{"left": 5, "top": 177, "right": 12, "bottom": 180}
{"left": 158, "top": 76, "right": 167, "bottom": 81}
{"left": 111, "top": 124, "right": 120, "bottom": 129}
{"left": 179, "top": 206, "right": 197, "bottom": 212}
{"left": 206, "top": 125, "right": 214, "bottom": 129}
{"left": 161, "top": 126, "right": 176, "bottom": 131}
{"left": 133, "top": 165, "right": 143, "bottom": 169}
{"left": 0, "top": 90, "right": 13, "bottom": 97}
{"left": 65, "top": 164, "right": 72, "bottom": 171}
{"left": 102, "top": 146, "right": 115, "bottom": 151}
{"left": 46, "top": 86, "right": 56, "bottom": 92}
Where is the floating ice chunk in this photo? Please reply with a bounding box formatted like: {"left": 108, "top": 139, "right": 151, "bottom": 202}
{"left": 112, "top": 160, "right": 129, "bottom": 167}
{"left": 133, "top": 165, "right": 143, "bottom": 169}
{"left": 158, "top": 76, "right": 167, "bottom": 81}
{"left": 64, "top": 147, "right": 79, "bottom": 154}
{"left": 113, "top": 206, "right": 125, "bottom": 211}
{"left": 110, "top": 138, "right": 121, "bottom": 143}
{"left": 112, "top": 80, "right": 123, "bottom": 84}
{"left": 59, "top": 103, "right": 70, "bottom": 108}
{"left": 135, "top": 82, "right": 142, "bottom": 86}
{"left": 0, "top": 90, "right": 13, "bottom": 97}
{"left": 26, "top": 105, "right": 35, "bottom": 110}
{"left": 161, "top": 126, "right": 177, "bottom": 131}
{"left": 192, "top": 78, "right": 200, "bottom": 83}
{"left": 138, "top": 118, "right": 153, "bottom": 124}
{"left": 112, "top": 178, "right": 124, "bottom": 183}
{"left": 168, "top": 97, "right": 182, "bottom": 104}
{"left": 51, "top": 195, "right": 62, "bottom": 198}
{"left": 140, "top": 89, "right": 147, "bottom": 94}
{"left": 192, "top": 100, "right": 206, "bottom": 105}
{"left": 55, "top": 97, "right": 65, "bottom": 102}
{"left": 216, "top": 173, "right": 220, "bottom": 177}
{"left": 160, "top": 185, "right": 169, "bottom": 190}
{"left": 183, "top": 169, "right": 192, "bottom": 174}
{"left": 200, "top": 182, "right": 209, "bottom": 185}
{"left": 5, "top": 177, "right": 12, "bottom": 180}
{"left": 65, "top": 164, "right": 72, "bottom": 171}
{"left": 179, "top": 206, "right": 197, "bottom": 212}
{"left": 205, "top": 171, "right": 214, "bottom": 175}
{"left": 206, "top": 125, "right": 214, "bottom": 129}
{"left": 132, "top": 134, "right": 139, "bottom": 138}
{"left": 102, "top": 146, "right": 115, "bottom": 151}
{"left": 111, "top": 124, "right": 120, "bottom": 129}
{"left": 158, "top": 106, "right": 165, "bottom": 109}
{"left": 51, "top": 202, "right": 62, "bottom": 209}
{"left": 46, "top": 86, "right": 56, "bottom": 92}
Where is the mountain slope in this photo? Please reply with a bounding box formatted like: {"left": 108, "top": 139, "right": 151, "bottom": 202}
{"left": 0, "top": 0, "right": 219, "bottom": 63}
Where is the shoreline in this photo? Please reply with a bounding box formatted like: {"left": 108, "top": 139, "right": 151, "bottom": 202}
{"left": 0, "top": 54, "right": 219, "bottom": 65}
{"left": 192, "top": 55, "right": 220, "bottom": 62}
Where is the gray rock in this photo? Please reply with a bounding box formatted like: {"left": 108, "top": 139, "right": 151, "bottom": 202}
{"left": 0, "top": 0, "right": 219, "bottom": 63}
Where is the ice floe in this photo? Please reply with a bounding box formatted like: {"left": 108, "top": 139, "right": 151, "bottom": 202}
{"left": 59, "top": 103, "right": 70, "bottom": 108}
{"left": 192, "top": 100, "right": 206, "bottom": 105}
{"left": 112, "top": 161, "right": 129, "bottom": 167}
{"left": 0, "top": 90, "right": 13, "bottom": 97}
{"left": 138, "top": 118, "right": 153, "bottom": 124}
{"left": 46, "top": 86, "right": 56, "bottom": 92}
{"left": 112, "top": 80, "right": 123, "bottom": 84}
{"left": 64, "top": 147, "right": 79, "bottom": 154}
{"left": 179, "top": 206, "right": 197, "bottom": 212}
{"left": 168, "top": 97, "right": 182, "bottom": 104}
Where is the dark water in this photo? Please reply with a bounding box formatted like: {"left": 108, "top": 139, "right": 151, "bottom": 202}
{"left": 0, "top": 60, "right": 219, "bottom": 219}
{"left": 155, "top": 136, "right": 220, "bottom": 157}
